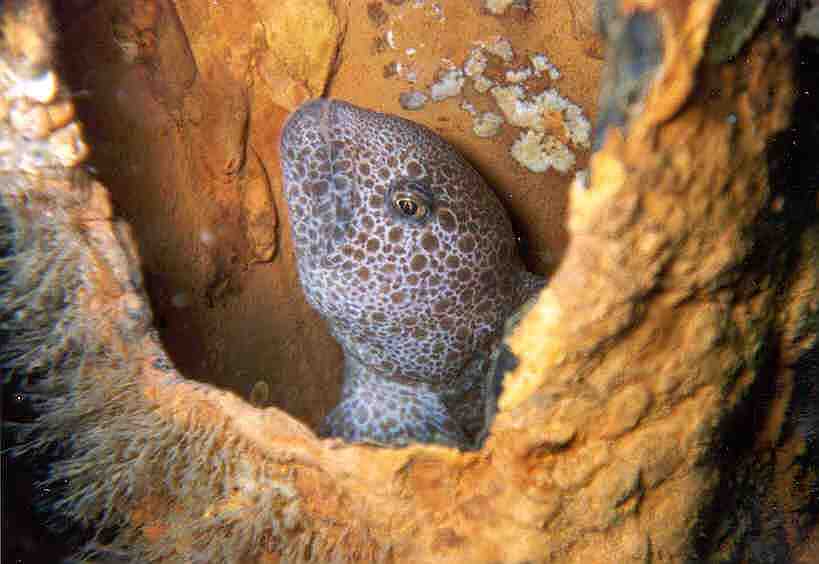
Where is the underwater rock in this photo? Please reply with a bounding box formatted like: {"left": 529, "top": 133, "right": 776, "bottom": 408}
{"left": 2, "top": 1, "right": 817, "bottom": 563}
{"left": 240, "top": 148, "right": 278, "bottom": 263}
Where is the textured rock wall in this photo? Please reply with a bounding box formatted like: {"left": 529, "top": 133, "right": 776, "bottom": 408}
{"left": 1, "top": 0, "right": 817, "bottom": 563}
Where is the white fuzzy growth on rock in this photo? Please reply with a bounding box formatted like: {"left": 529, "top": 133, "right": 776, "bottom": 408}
{"left": 530, "top": 53, "right": 561, "bottom": 80}
{"left": 484, "top": 0, "right": 516, "bottom": 14}
{"left": 400, "top": 90, "right": 429, "bottom": 110}
{"left": 472, "top": 112, "right": 505, "bottom": 138}
{"left": 564, "top": 104, "right": 591, "bottom": 149}
{"left": 491, "top": 85, "right": 591, "bottom": 155}
{"left": 510, "top": 130, "right": 575, "bottom": 173}
{"left": 505, "top": 66, "right": 532, "bottom": 83}
{"left": 534, "top": 87, "right": 570, "bottom": 113}
{"left": 464, "top": 48, "right": 488, "bottom": 77}
{"left": 460, "top": 99, "right": 478, "bottom": 116}
{"left": 430, "top": 69, "right": 465, "bottom": 101}
{"left": 485, "top": 36, "right": 514, "bottom": 62}
{"left": 491, "top": 85, "right": 542, "bottom": 130}
{"left": 5, "top": 70, "right": 58, "bottom": 104}
{"left": 473, "top": 75, "right": 495, "bottom": 93}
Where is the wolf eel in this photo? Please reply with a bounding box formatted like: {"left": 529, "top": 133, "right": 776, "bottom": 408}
{"left": 280, "top": 99, "right": 544, "bottom": 448}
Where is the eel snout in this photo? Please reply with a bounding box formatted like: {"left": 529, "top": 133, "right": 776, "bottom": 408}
{"left": 280, "top": 99, "right": 354, "bottom": 270}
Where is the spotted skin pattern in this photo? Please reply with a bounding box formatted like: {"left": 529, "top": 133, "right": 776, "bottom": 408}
{"left": 280, "top": 99, "right": 544, "bottom": 447}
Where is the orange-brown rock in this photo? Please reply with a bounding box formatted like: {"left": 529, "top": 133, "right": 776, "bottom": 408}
{"left": 1, "top": 1, "right": 817, "bottom": 563}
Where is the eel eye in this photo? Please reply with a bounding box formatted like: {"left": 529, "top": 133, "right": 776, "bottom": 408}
{"left": 388, "top": 178, "right": 434, "bottom": 225}
{"left": 393, "top": 194, "right": 426, "bottom": 219}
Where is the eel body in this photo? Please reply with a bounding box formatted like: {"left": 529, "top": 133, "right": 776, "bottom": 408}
{"left": 280, "top": 99, "right": 544, "bottom": 447}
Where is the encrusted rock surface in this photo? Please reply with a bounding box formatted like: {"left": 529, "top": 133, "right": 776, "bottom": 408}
{"left": 1, "top": 1, "right": 817, "bottom": 563}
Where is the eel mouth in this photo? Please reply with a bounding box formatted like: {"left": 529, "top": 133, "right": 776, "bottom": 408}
{"left": 280, "top": 98, "right": 357, "bottom": 270}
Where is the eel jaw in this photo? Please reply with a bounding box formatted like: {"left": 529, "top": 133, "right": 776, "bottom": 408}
{"left": 280, "top": 99, "right": 357, "bottom": 277}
